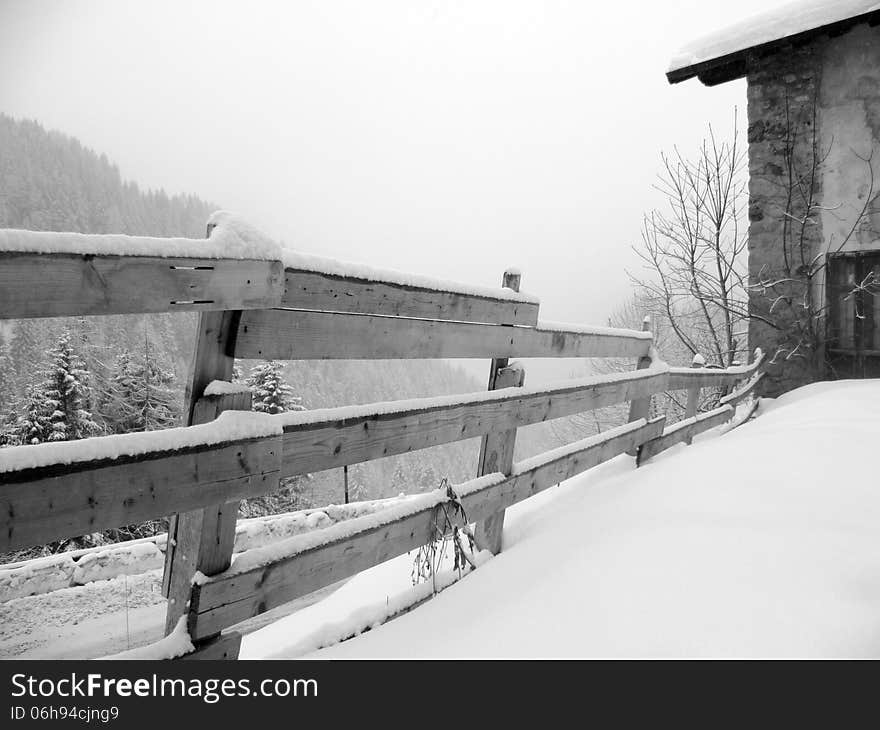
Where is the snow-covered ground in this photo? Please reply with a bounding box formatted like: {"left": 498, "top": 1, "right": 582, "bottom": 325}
{"left": 243, "top": 380, "right": 880, "bottom": 659}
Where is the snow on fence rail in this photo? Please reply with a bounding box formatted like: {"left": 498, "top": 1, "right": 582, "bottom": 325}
{"left": 0, "top": 212, "right": 539, "bottom": 326}
{"left": 0, "top": 423, "right": 282, "bottom": 553}
{"left": 666, "top": 350, "right": 764, "bottom": 389}
{"left": 0, "top": 214, "right": 766, "bottom": 659}
{"left": 0, "top": 368, "right": 669, "bottom": 552}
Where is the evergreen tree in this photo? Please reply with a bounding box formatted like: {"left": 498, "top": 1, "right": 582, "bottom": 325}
{"left": 13, "top": 384, "right": 52, "bottom": 445}
{"left": 134, "top": 344, "right": 179, "bottom": 431}
{"left": 103, "top": 341, "right": 179, "bottom": 432}
{"left": 35, "top": 332, "right": 99, "bottom": 442}
{"left": 0, "top": 408, "right": 21, "bottom": 446}
{"left": 5, "top": 320, "right": 46, "bottom": 399}
{"left": 102, "top": 350, "right": 137, "bottom": 431}
{"left": 0, "top": 335, "right": 12, "bottom": 412}
{"left": 246, "top": 361, "right": 304, "bottom": 415}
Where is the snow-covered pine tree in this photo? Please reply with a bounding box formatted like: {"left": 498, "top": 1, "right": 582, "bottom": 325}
{"left": 246, "top": 361, "right": 304, "bottom": 415}
{"left": 37, "top": 331, "right": 100, "bottom": 442}
{"left": 102, "top": 349, "right": 137, "bottom": 432}
{"left": 103, "top": 340, "right": 179, "bottom": 433}
{"left": 0, "top": 409, "right": 20, "bottom": 446}
{"left": 4, "top": 320, "right": 47, "bottom": 401}
{"left": 0, "top": 335, "right": 12, "bottom": 413}
{"left": 14, "top": 385, "right": 51, "bottom": 445}
{"left": 237, "top": 361, "right": 307, "bottom": 516}
{"left": 135, "top": 343, "right": 179, "bottom": 431}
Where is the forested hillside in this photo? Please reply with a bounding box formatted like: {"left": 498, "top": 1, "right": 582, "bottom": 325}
{"left": 0, "top": 115, "right": 212, "bottom": 236}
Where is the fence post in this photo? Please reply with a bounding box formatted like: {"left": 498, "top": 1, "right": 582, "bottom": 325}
{"left": 162, "top": 224, "right": 248, "bottom": 656}
{"left": 684, "top": 353, "right": 704, "bottom": 445}
{"left": 473, "top": 268, "right": 525, "bottom": 556}
{"left": 627, "top": 315, "right": 653, "bottom": 455}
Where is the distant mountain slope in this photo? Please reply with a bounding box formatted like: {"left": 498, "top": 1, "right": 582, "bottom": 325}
{"left": 0, "top": 113, "right": 214, "bottom": 236}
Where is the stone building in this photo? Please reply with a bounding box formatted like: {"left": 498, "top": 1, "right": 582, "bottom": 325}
{"left": 669, "top": 0, "right": 880, "bottom": 395}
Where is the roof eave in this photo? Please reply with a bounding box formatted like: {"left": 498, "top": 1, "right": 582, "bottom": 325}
{"left": 666, "top": 8, "right": 880, "bottom": 87}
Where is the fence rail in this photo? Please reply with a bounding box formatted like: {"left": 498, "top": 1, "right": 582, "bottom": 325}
{"left": 0, "top": 215, "right": 765, "bottom": 659}
{"left": 188, "top": 417, "right": 666, "bottom": 641}
{"left": 235, "top": 309, "right": 652, "bottom": 360}
{"left": 281, "top": 267, "right": 540, "bottom": 326}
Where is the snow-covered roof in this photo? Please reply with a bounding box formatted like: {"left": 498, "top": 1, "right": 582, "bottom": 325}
{"left": 668, "top": 0, "right": 880, "bottom": 85}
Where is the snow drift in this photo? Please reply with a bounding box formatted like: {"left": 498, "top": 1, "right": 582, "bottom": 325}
{"left": 243, "top": 380, "right": 880, "bottom": 659}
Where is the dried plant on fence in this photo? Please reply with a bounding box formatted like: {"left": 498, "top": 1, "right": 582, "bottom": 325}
{"left": 411, "top": 478, "right": 479, "bottom": 593}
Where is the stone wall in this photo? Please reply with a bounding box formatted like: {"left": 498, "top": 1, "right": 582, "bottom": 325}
{"left": 745, "top": 20, "right": 880, "bottom": 396}
{"left": 819, "top": 24, "right": 880, "bottom": 255}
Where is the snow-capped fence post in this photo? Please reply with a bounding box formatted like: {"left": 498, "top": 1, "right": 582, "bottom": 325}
{"left": 162, "top": 392, "right": 254, "bottom": 658}
{"left": 161, "top": 222, "right": 255, "bottom": 657}
{"left": 627, "top": 315, "right": 654, "bottom": 455}
{"left": 473, "top": 268, "right": 525, "bottom": 555}
{"left": 684, "top": 353, "right": 704, "bottom": 445}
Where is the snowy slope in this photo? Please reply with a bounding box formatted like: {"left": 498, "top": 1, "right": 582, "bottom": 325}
{"left": 244, "top": 380, "right": 880, "bottom": 659}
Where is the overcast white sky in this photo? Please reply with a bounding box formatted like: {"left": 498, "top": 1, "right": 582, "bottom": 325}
{"left": 0, "top": 0, "right": 790, "bottom": 331}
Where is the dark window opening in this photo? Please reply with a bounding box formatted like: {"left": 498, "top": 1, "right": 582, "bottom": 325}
{"left": 826, "top": 251, "right": 880, "bottom": 378}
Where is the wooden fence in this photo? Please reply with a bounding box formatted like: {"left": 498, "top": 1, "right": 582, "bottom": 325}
{"left": 0, "top": 217, "right": 765, "bottom": 659}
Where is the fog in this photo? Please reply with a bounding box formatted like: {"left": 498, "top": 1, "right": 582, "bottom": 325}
{"left": 0, "top": 0, "right": 786, "bottom": 379}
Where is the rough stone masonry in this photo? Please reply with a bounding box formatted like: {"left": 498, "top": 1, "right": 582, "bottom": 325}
{"left": 746, "top": 21, "right": 880, "bottom": 395}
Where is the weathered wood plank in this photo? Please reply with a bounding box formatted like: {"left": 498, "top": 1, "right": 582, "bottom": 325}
{"left": 474, "top": 364, "right": 524, "bottom": 555}
{"left": 283, "top": 268, "right": 539, "bottom": 326}
{"left": 178, "top": 631, "right": 242, "bottom": 660}
{"left": 188, "top": 417, "right": 665, "bottom": 640}
{"left": 0, "top": 252, "right": 283, "bottom": 319}
{"left": 235, "top": 309, "right": 653, "bottom": 360}
{"left": 637, "top": 405, "right": 734, "bottom": 465}
{"left": 626, "top": 317, "right": 654, "bottom": 455}
{"left": 279, "top": 368, "right": 670, "bottom": 477}
{"left": 161, "top": 508, "right": 204, "bottom": 637}
{"left": 164, "top": 308, "right": 246, "bottom": 637}
{"left": 684, "top": 356, "right": 703, "bottom": 446}
{"left": 0, "top": 437, "right": 281, "bottom": 553}
{"left": 192, "top": 393, "right": 254, "bottom": 577}
{"left": 719, "top": 371, "right": 765, "bottom": 408}
{"left": 667, "top": 369, "right": 751, "bottom": 390}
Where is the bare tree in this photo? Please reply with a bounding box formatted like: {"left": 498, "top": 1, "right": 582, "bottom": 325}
{"left": 630, "top": 115, "right": 750, "bottom": 368}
